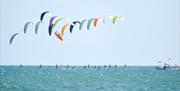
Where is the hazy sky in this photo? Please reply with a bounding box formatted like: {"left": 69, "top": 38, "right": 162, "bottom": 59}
{"left": 0, "top": 0, "right": 179, "bottom": 65}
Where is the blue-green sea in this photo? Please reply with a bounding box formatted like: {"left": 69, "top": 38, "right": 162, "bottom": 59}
{"left": 0, "top": 66, "right": 180, "bottom": 91}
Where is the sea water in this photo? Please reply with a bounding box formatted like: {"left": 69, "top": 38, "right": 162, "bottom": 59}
{"left": 0, "top": 66, "right": 180, "bottom": 91}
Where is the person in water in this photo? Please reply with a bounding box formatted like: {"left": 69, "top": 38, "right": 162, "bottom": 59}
{"left": 56, "top": 64, "right": 58, "bottom": 69}
{"left": 163, "top": 65, "right": 167, "bottom": 70}
{"left": 37, "top": 64, "right": 42, "bottom": 69}
{"left": 104, "top": 65, "right": 106, "bottom": 68}
{"left": 115, "top": 65, "right": 117, "bottom": 69}
{"left": 84, "top": 66, "right": 86, "bottom": 69}
{"left": 124, "top": 64, "right": 126, "bottom": 68}
{"left": 109, "top": 64, "right": 111, "bottom": 68}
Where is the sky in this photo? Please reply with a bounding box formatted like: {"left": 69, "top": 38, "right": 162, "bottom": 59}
{"left": 0, "top": 0, "right": 180, "bottom": 66}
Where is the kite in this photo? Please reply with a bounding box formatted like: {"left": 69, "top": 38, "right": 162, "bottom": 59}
{"left": 35, "top": 21, "right": 43, "bottom": 34}
{"left": 87, "top": 18, "right": 94, "bottom": 30}
{"left": 53, "top": 18, "right": 65, "bottom": 28}
{"left": 24, "top": 22, "right": 33, "bottom": 34}
{"left": 48, "top": 16, "right": 59, "bottom": 36}
{"left": 9, "top": 33, "right": 19, "bottom": 45}
{"left": 69, "top": 21, "right": 80, "bottom": 33}
{"left": 79, "top": 19, "right": 87, "bottom": 30}
{"left": 61, "top": 23, "right": 70, "bottom": 36}
{"left": 55, "top": 31, "right": 63, "bottom": 41}
{"left": 112, "top": 16, "right": 123, "bottom": 24}
{"left": 93, "top": 18, "right": 102, "bottom": 27}
{"left": 48, "top": 24, "right": 53, "bottom": 36}
{"left": 49, "top": 16, "right": 59, "bottom": 26}
{"left": 40, "top": 11, "right": 50, "bottom": 21}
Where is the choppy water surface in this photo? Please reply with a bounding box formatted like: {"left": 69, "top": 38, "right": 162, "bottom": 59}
{"left": 0, "top": 66, "right": 180, "bottom": 91}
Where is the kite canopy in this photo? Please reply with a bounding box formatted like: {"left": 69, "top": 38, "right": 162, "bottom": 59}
{"left": 35, "top": 21, "right": 43, "bottom": 34}
{"left": 48, "top": 24, "right": 53, "bottom": 36}
{"left": 61, "top": 23, "right": 70, "bottom": 36}
{"left": 93, "top": 18, "right": 102, "bottom": 27}
{"left": 24, "top": 22, "right": 33, "bottom": 34}
{"left": 9, "top": 33, "right": 19, "bottom": 45}
{"left": 79, "top": 19, "right": 87, "bottom": 30}
{"left": 40, "top": 11, "right": 50, "bottom": 21}
{"left": 112, "top": 16, "right": 123, "bottom": 24}
{"left": 87, "top": 18, "right": 94, "bottom": 30}
{"left": 55, "top": 31, "right": 63, "bottom": 41}
{"left": 48, "top": 16, "right": 59, "bottom": 36}
{"left": 69, "top": 21, "right": 80, "bottom": 33}
{"left": 53, "top": 18, "right": 65, "bottom": 28}
{"left": 49, "top": 16, "right": 59, "bottom": 26}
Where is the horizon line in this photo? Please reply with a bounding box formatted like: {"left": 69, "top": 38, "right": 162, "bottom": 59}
{"left": 0, "top": 64, "right": 178, "bottom": 66}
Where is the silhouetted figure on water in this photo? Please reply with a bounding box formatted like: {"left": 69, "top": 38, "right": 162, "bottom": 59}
{"left": 104, "top": 65, "right": 106, "bottom": 68}
{"left": 20, "top": 64, "right": 22, "bottom": 67}
{"left": 94, "top": 66, "right": 97, "bottom": 69}
{"left": 109, "top": 64, "right": 111, "bottom": 68}
{"left": 115, "top": 65, "right": 117, "bottom": 69}
{"left": 124, "top": 64, "right": 126, "bottom": 68}
{"left": 88, "top": 64, "right": 90, "bottom": 69}
{"left": 84, "top": 66, "right": 86, "bottom": 69}
{"left": 56, "top": 64, "right": 58, "bottom": 69}
{"left": 38, "top": 64, "right": 42, "bottom": 69}
{"left": 66, "top": 65, "right": 69, "bottom": 68}
{"left": 163, "top": 65, "right": 167, "bottom": 70}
